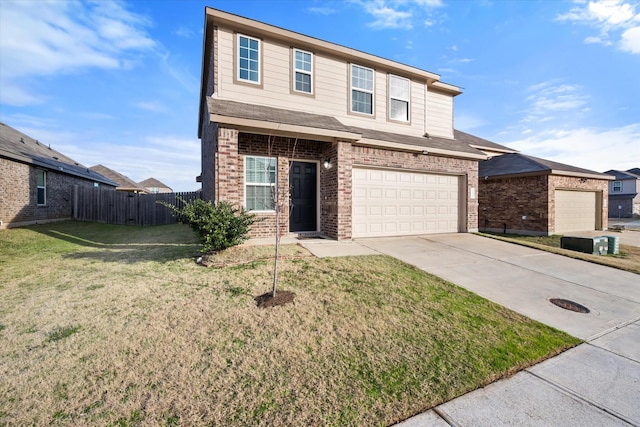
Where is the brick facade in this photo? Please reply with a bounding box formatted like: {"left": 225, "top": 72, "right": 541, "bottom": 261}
{"left": 0, "top": 158, "right": 102, "bottom": 228}
{"left": 478, "top": 174, "right": 608, "bottom": 235}
{"left": 207, "top": 126, "right": 479, "bottom": 240}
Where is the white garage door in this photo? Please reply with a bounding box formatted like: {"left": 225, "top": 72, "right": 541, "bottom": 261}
{"left": 352, "top": 168, "right": 460, "bottom": 238}
{"left": 555, "top": 190, "right": 596, "bottom": 233}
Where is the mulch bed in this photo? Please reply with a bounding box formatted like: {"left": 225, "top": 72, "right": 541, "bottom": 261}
{"left": 254, "top": 290, "right": 296, "bottom": 308}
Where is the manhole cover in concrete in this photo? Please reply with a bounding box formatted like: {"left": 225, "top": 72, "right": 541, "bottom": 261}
{"left": 549, "top": 298, "right": 590, "bottom": 313}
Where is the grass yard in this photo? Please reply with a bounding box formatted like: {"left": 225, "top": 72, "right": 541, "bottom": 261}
{"left": 479, "top": 232, "right": 640, "bottom": 274}
{"left": 0, "top": 222, "right": 580, "bottom": 426}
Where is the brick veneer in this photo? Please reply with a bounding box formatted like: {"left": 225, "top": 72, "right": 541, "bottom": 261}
{"left": 209, "top": 125, "right": 480, "bottom": 240}
{"left": 478, "top": 174, "right": 608, "bottom": 235}
{"left": 0, "top": 158, "right": 104, "bottom": 228}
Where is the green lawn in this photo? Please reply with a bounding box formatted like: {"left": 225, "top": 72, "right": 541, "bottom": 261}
{"left": 0, "top": 222, "right": 580, "bottom": 426}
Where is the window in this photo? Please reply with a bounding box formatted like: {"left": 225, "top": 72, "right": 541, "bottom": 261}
{"left": 36, "top": 170, "right": 46, "bottom": 205}
{"left": 237, "top": 34, "right": 260, "bottom": 84}
{"left": 244, "top": 156, "right": 276, "bottom": 211}
{"left": 293, "top": 49, "right": 313, "bottom": 94}
{"left": 389, "top": 75, "right": 410, "bottom": 122}
{"left": 350, "top": 64, "right": 374, "bottom": 115}
{"left": 613, "top": 181, "right": 622, "bottom": 192}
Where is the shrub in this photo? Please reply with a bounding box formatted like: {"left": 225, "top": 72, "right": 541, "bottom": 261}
{"left": 162, "top": 199, "right": 257, "bottom": 253}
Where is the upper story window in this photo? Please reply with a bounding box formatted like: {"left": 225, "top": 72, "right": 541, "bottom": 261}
{"left": 350, "top": 64, "right": 374, "bottom": 115}
{"left": 613, "top": 181, "right": 622, "bottom": 192}
{"left": 237, "top": 34, "right": 260, "bottom": 84}
{"left": 388, "top": 75, "right": 410, "bottom": 122}
{"left": 244, "top": 156, "right": 276, "bottom": 211}
{"left": 36, "top": 170, "right": 46, "bottom": 205}
{"left": 293, "top": 49, "right": 313, "bottom": 94}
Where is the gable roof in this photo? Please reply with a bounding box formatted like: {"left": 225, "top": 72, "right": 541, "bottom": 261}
{"left": 89, "top": 165, "right": 147, "bottom": 192}
{"left": 480, "top": 153, "right": 614, "bottom": 180}
{"left": 139, "top": 177, "right": 172, "bottom": 190}
{"left": 603, "top": 169, "right": 640, "bottom": 180}
{"left": 626, "top": 168, "right": 640, "bottom": 176}
{"left": 0, "top": 122, "right": 117, "bottom": 186}
{"left": 207, "top": 98, "right": 486, "bottom": 160}
{"left": 454, "top": 130, "right": 517, "bottom": 154}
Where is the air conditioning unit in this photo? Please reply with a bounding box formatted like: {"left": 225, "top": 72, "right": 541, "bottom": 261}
{"left": 603, "top": 235, "right": 620, "bottom": 255}
{"left": 561, "top": 236, "right": 609, "bottom": 255}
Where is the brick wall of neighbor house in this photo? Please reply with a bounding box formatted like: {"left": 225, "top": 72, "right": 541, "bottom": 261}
{"left": 0, "top": 158, "right": 100, "bottom": 228}
{"left": 478, "top": 175, "right": 549, "bottom": 234}
{"left": 348, "top": 145, "right": 479, "bottom": 239}
{"left": 548, "top": 175, "right": 609, "bottom": 232}
{"left": 478, "top": 175, "right": 609, "bottom": 235}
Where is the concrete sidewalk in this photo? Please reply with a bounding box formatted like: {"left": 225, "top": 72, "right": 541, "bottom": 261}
{"left": 299, "top": 234, "right": 640, "bottom": 426}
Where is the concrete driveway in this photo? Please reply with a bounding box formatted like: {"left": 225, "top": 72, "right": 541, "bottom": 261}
{"left": 352, "top": 234, "right": 640, "bottom": 426}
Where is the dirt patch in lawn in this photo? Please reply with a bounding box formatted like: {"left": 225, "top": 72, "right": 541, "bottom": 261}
{"left": 255, "top": 290, "right": 296, "bottom": 308}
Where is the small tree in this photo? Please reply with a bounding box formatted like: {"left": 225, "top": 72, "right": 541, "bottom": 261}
{"left": 161, "top": 198, "right": 257, "bottom": 253}
{"left": 267, "top": 135, "right": 298, "bottom": 298}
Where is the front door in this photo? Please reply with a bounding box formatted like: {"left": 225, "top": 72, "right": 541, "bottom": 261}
{"left": 289, "top": 161, "right": 317, "bottom": 232}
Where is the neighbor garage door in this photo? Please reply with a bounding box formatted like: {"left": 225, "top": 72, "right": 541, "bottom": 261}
{"left": 352, "top": 168, "right": 460, "bottom": 238}
{"left": 554, "top": 190, "right": 596, "bottom": 233}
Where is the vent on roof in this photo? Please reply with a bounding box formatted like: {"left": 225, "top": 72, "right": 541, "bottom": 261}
{"left": 53, "top": 156, "right": 59, "bottom": 160}
{"left": 35, "top": 140, "right": 39, "bottom": 145}
{"left": 20, "top": 137, "right": 25, "bottom": 143}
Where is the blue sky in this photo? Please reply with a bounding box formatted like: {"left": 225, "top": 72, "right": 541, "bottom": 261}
{"left": 1, "top": 0, "right": 638, "bottom": 191}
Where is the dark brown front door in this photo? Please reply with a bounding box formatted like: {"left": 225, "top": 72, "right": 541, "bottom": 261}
{"left": 289, "top": 161, "right": 317, "bottom": 232}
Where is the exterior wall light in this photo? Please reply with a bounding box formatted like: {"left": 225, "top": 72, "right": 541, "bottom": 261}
{"left": 323, "top": 158, "right": 332, "bottom": 169}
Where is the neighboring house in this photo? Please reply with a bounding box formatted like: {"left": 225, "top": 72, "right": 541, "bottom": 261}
{"left": 0, "top": 122, "right": 117, "bottom": 229}
{"left": 198, "top": 8, "right": 493, "bottom": 240}
{"left": 139, "top": 177, "right": 173, "bottom": 194}
{"left": 89, "top": 165, "right": 147, "bottom": 193}
{"left": 479, "top": 153, "right": 613, "bottom": 235}
{"left": 604, "top": 169, "right": 640, "bottom": 218}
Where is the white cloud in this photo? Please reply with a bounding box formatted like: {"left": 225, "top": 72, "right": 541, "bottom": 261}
{"left": 506, "top": 124, "right": 640, "bottom": 172}
{"left": 175, "top": 26, "right": 195, "bottom": 38}
{"left": 353, "top": 0, "right": 443, "bottom": 30}
{"left": 557, "top": 0, "right": 640, "bottom": 54}
{"left": 620, "top": 25, "right": 640, "bottom": 52}
{"left": 134, "top": 101, "right": 167, "bottom": 112}
{"left": 521, "top": 83, "right": 590, "bottom": 123}
{"left": 455, "top": 113, "right": 487, "bottom": 131}
{"left": 0, "top": 0, "right": 155, "bottom": 106}
{"left": 308, "top": 7, "right": 336, "bottom": 15}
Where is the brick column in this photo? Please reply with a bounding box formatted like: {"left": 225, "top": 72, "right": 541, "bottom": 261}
{"left": 216, "top": 127, "right": 240, "bottom": 205}
{"left": 336, "top": 140, "right": 353, "bottom": 240}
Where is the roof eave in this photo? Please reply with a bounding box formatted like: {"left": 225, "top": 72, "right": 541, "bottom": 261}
{"left": 210, "top": 113, "right": 362, "bottom": 142}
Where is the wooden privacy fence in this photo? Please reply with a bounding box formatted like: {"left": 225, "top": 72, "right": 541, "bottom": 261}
{"left": 72, "top": 186, "right": 201, "bottom": 226}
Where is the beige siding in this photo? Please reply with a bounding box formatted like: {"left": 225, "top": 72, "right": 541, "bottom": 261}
{"left": 215, "top": 27, "right": 444, "bottom": 138}
{"left": 426, "top": 89, "right": 454, "bottom": 139}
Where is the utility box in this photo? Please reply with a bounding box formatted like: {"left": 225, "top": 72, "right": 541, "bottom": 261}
{"left": 561, "top": 236, "right": 609, "bottom": 255}
{"left": 603, "top": 235, "right": 620, "bottom": 255}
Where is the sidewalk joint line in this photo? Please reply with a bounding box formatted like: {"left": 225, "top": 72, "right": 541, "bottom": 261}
{"left": 525, "top": 370, "right": 637, "bottom": 426}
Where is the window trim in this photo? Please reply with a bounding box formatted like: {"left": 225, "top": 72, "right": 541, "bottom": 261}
{"left": 36, "top": 169, "right": 46, "bottom": 206}
{"left": 291, "top": 48, "right": 314, "bottom": 96}
{"left": 388, "top": 74, "right": 411, "bottom": 124}
{"left": 612, "top": 180, "right": 622, "bottom": 192}
{"left": 234, "top": 33, "right": 263, "bottom": 87}
{"left": 349, "top": 63, "right": 375, "bottom": 117}
{"left": 244, "top": 155, "right": 277, "bottom": 212}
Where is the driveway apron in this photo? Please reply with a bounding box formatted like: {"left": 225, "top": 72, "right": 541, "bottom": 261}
{"left": 357, "top": 234, "right": 640, "bottom": 427}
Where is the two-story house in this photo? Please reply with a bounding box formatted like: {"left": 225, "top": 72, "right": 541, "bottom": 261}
{"left": 198, "top": 7, "right": 491, "bottom": 240}
{"left": 605, "top": 169, "right": 640, "bottom": 218}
